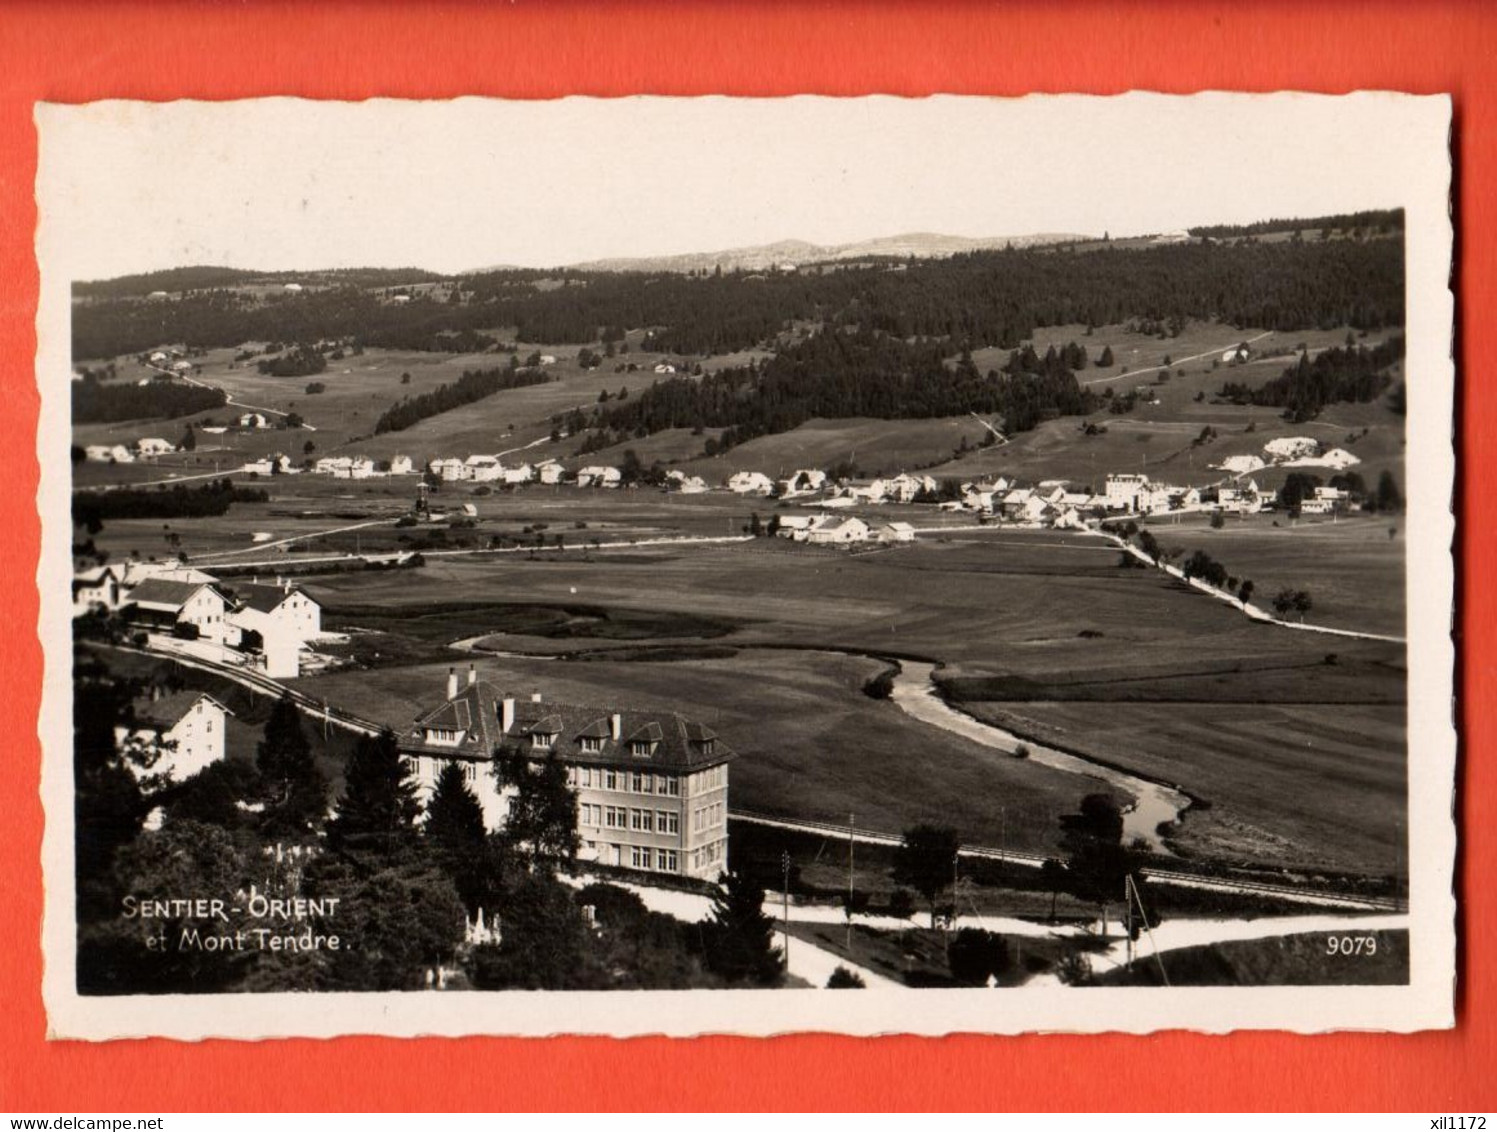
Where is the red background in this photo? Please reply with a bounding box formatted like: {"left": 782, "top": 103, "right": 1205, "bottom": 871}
{"left": 1, "top": 1, "right": 1491, "bottom": 1112}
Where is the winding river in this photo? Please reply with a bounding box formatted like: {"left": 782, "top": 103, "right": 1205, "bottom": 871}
{"left": 889, "top": 661, "right": 1191, "bottom": 851}
{"left": 451, "top": 630, "right": 1191, "bottom": 851}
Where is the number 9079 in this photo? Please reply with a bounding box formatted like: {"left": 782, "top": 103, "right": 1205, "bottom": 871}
{"left": 1326, "top": 934, "right": 1378, "bottom": 956}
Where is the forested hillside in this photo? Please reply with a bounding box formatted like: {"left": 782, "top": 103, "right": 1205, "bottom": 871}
{"left": 73, "top": 234, "right": 1405, "bottom": 362}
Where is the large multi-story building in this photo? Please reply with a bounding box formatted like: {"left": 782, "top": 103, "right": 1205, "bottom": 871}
{"left": 400, "top": 667, "right": 734, "bottom": 880}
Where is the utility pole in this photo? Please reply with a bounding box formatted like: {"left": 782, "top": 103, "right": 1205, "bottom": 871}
{"left": 781, "top": 851, "right": 791, "bottom": 967}
{"left": 846, "top": 813, "right": 856, "bottom": 950}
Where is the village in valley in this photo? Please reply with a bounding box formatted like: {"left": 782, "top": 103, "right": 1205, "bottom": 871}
{"left": 70, "top": 210, "right": 1413, "bottom": 994}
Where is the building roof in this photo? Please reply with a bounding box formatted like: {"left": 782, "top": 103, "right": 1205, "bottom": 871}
{"left": 231, "top": 581, "right": 315, "bottom": 614}
{"left": 130, "top": 690, "right": 231, "bottom": 730}
{"left": 400, "top": 680, "right": 733, "bottom": 770}
{"left": 126, "top": 578, "right": 219, "bottom": 611}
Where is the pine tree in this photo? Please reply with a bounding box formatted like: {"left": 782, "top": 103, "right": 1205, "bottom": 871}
{"left": 329, "top": 728, "right": 419, "bottom": 854}
{"left": 700, "top": 868, "right": 783, "bottom": 986}
{"left": 425, "top": 763, "right": 486, "bottom": 855}
{"left": 501, "top": 752, "right": 579, "bottom": 868}
{"left": 256, "top": 694, "right": 326, "bottom": 835}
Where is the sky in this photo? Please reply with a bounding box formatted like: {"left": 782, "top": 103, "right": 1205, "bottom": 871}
{"left": 37, "top": 93, "right": 1433, "bottom": 279}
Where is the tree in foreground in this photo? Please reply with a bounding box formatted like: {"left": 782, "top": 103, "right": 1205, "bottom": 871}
{"left": 1057, "top": 793, "right": 1153, "bottom": 938}
{"left": 501, "top": 752, "right": 579, "bottom": 869}
{"left": 328, "top": 728, "right": 419, "bottom": 855}
{"left": 255, "top": 693, "right": 326, "bottom": 836}
{"left": 893, "top": 824, "right": 961, "bottom": 929}
{"left": 947, "top": 928, "right": 1012, "bottom": 987}
{"left": 423, "top": 762, "right": 501, "bottom": 912}
{"left": 700, "top": 868, "right": 783, "bottom": 987}
{"left": 827, "top": 965, "right": 866, "bottom": 989}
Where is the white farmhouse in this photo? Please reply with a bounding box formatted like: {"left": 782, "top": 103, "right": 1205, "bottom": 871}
{"left": 117, "top": 691, "right": 233, "bottom": 783}
{"left": 73, "top": 566, "right": 123, "bottom": 616}
{"left": 666, "top": 470, "right": 709, "bottom": 494}
{"left": 501, "top": 463, "right": 534, "bottom": 486}
{"left": 1104, "top": 473, "right": 1149, "bottom": 511}
{"left": 136, "top": 437, "right": 174, "bottom": 457}
{"left": 227, "top": 580, "right": 322, "bottom": 678}
{"left": 535, "top": 460, "right": 565, "bottom": 485}
{"left": 125, "top": 578, "right": 232, "bottom": 644}
{"left": 778, "top": 469, "right": 828, "bottom": 497}
{"left": 727, "top": 470, "right": 775, "bottom": 495}
{"left": 804, "top": 516, "right": 871, "bottom": 545}
{"left": 577, "top": 466, "right": 622, "bottom": 488}
{"left": 238, "top": 412, "right": 270, "bottom": 429}
{"left": 389, "top": 455, "right": 415, "bottom": 476}
{"left": 85, "top": 444, "right": 134, "bottom": 464}
{"left": 840, "top": 478, "right": 888, "bottom": 504}
{"left": 878, "top": 521, "right": 917, "bottom": 543}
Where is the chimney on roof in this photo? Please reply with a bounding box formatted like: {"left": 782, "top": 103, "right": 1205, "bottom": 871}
{"left": 467, "top": 663, "right": 476, "bottom": 687}
{"left": 531, "top": 691, "right": 542, "bottom": 703}
{"left": 610, "top": 713, "right": 622, "bottom": 741}
{"left": 500, "top": 697, "right": 515, "bottom": 733}
{"left": 446, "top": 667, "right": 458, "bottom": 700}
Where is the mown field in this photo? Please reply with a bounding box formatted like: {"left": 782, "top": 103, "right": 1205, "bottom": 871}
{"left": 1134, "top": 513, "right": 1407, "bottom": 638}
{"left": 961, "top": 701, "right": 1405, "bottom": 877}
{"left": 281, "top": 528, "right": 1407, "bottom": 877}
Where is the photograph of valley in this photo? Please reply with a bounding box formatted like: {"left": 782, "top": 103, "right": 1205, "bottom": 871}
{"left": 55, "top": 98, "right": 1434, "bottom": 1010}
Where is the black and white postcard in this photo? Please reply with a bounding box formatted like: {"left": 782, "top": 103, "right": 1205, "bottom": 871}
{"left": 35, "top": 93, "right": 1456, "bottom": 1038}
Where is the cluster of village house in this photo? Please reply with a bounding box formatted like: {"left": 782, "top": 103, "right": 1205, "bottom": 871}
{"left": 74, "top": 560, "right": 325, "bottom": 681}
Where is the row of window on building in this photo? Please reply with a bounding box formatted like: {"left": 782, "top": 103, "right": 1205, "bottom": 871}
{"left": 689, "top": 841, "right": 724, "bottom": 873}
{"left": 692, "top": 801, "right": 725, "bottom": 833}
{"left": 581, "top": 804, "right": 681, "bottom": 835}
{"left": 569, "top": 766, "right": 683, "bottom": 796}
{"left": 628, "top": 846, "right": 678, "bottom": 873}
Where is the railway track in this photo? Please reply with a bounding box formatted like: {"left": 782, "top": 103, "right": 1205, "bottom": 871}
{"left": 730, "top": 810, "right": 1407, "bottom": 914}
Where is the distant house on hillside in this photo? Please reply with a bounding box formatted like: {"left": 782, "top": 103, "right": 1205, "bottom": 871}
{"left": 1104, "top": 473, "right": 1149, "bottom": 511}
{"left": 238, "top": 412, "right": 270, "bottom": 429}
{"left": 779, "top": 469, "right": 827, "bottom": 497}
{"left": 116, "top": 691, "right": 233, "bottom": 783}
{"left": 136, "top": 437, "right": 174, "bottom": 457}
{"left": 501, "top": 463, "right": 534, "bottom": 486}
{"left": 885, "top": 473, "right": 935, "bottom": 503}
{"left": 727, "top": 470, "right": 774, "bottom": 495}
{"left": 878, "top": 521, "right": 917, "bottom": 543}
{"left": 840, "top": 478, "right": 888, "bottom": 504}
{"left": 804, "top": 516, "right": 871, "bottom": 545}
{"left": 465, "top": 455, "right": 502, "bottom": 482}
{"left": 577, "top": 466, "right": 621, "bottom": 488}
{"left": 389, "top": 455, "right": 414, "bottom": 476}
{"left": 535, "top": 460, "right": 565, "bottom": 485}
{"left": 428, "top": 457, "right": 468, "bottom": 482}
{"left": 1221, "top": 344, "right": 1252, "bottom": 364}
{"left": 85, "top": 444, "right": 134, "bottom": 464}
{"left": 666, "top": 470, "right": 709, "bottom": 494}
